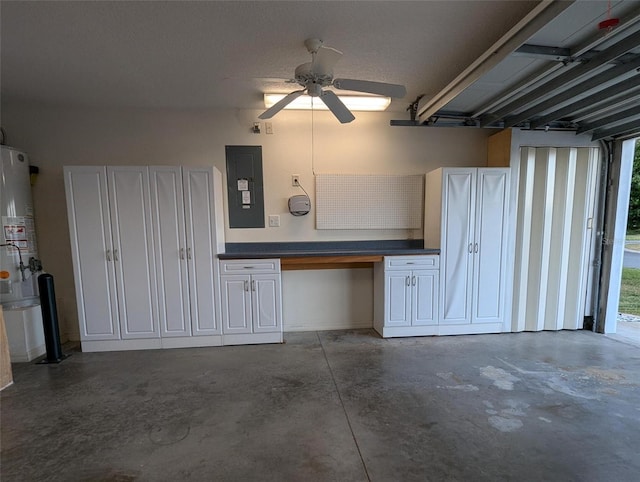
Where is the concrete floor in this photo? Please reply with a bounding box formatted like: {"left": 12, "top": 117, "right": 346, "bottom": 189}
{"left": 2, "top": 329, "right": 640, "bottom": 481}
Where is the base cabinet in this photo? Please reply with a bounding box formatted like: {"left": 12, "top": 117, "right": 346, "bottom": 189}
{"left": 220, "top": 259, "right": 283, "bottom": 345}
{"left": 374, "top": 256, "right": 440, "bottom": 338}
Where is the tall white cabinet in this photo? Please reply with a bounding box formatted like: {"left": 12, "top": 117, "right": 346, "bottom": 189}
{"left": 425, "top": 168, "right": 510, "bottom": 334}
{"left": 149, "top": 167, "right": 224, "bottom": 338}
{"left": 64, "top": 165, "right": 225, "bottom": 352}
{"left": 64, "top": 166, "right": 158, "bottom": 342}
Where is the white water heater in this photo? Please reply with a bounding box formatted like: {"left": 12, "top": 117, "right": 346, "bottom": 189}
{"left": 0, "top": 145, "right": 41, "bottom": 309}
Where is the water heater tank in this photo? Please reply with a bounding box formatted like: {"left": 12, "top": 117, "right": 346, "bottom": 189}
{"left": 0, "top": 146, "right": 41, "bottom": 308}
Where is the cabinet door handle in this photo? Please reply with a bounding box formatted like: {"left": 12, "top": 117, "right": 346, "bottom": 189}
{"left": 251, "top": 280, "right": 256, "bottom": 291}
{"left": 474, "top": 243, "right": 479, "bottom": 253}
{"left": 106, "top": 249, "right": 112, "bottom": 261}
{"left": 187, "top": 247, "right": 192, "bottom": 260}
{"left": 468, "top": 243, "right": 473, "bottom": 253}
{"left": 406, "top": 276, "right": 410, "bottom": 286}
{"left": 180, "top": 248, "right": 185, "bottom": 260}
{"left": 244, "top": 280, "right": 249, "bottom": 292}
{"left": 113, "top": 249, "right": 119, "bottom": 261}
{"left": 412, "top": 275, "right": 416, "bottom": 286}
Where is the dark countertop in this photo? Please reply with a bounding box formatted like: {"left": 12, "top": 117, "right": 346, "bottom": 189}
{"left": 218, "top": 240, "right": 440, "bottom": 259}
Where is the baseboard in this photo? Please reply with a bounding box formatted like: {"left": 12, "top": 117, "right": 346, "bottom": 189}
{"left": 284, "top": 320, "right": 373, "bottom": 332}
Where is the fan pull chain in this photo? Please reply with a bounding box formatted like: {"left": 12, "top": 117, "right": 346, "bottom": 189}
{"left": 311, "top": 97, "right": 316, "bottom": 175}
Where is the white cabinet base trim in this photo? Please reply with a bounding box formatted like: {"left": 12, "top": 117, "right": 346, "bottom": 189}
{"left": 222, "top": 332, "right": 283, "bottom": 346}
{"left": 376, "top": 322, "right": 504, "bottom": 338}
{"left": 81, "top": 335, "right": 223, "bottom": 353}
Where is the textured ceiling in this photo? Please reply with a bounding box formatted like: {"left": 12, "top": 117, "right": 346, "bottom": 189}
{"left": 0, "top": 0, "right": 540, "bottom": 113}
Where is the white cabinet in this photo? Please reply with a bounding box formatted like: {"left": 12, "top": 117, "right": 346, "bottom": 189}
{"left": 219, "top": 259, "right": 283, "bottom": 345}
{"left": 65, "top": 166, "right": 158, "bottom": 341}
{"left": 374, "top": 255, "right": 439, "bottom": 338}
{"left": 149, "top": 167, "right": 223, "bottom": 338}
{"left": 425, "top": 168, "right": 510, "bottom": 333}
{"left": 65, "top": 165, "right": 225, "bottom": 352}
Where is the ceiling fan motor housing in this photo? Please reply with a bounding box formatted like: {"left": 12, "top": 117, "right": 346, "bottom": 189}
{"left": 295, "top": 63, "right": 333, "bottom": 91}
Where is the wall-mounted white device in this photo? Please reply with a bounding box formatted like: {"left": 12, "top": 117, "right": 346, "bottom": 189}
{"left": 288, "top": 194, "right": 311, "bottom": 216}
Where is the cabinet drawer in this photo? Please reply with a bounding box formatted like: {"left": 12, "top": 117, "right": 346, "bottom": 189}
{"left": 385, "top": 255, "right": 439, "bottom": 270}
{"left": 219, "top": 258, "right": 281, "bottom": 274}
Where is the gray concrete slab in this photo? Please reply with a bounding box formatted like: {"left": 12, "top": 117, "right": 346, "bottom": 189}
{"left": 2, "top": 330, "right": 640, "bottom": 481}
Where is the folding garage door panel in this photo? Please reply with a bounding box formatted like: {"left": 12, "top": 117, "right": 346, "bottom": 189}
{"left": 512, "top": 147, "right": 598, "bottom": 332}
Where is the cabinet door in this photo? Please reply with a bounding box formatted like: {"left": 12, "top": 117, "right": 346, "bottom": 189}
{"left": 64, "top": 167, "right": 120, "bottom": 340}
{"left": 183, "top": 168, "right": 221, "bottom": 335}
{"left": 221, "top": 275, "right": 252, "bottom": 334}
{"left": 251, "top": 274, "right": 282, "bottom": 333}
{"left": 108, "top": 167, "right": 159, "bottom": 339}
{"left": 440, "top": 169, "right": 475, "bottom": 324}
{"left": 412, "top": 270, "right": 439, "bottom": 326}
{"left": 473, "top": 169, "right": 509, "bottom": 324}
{"left": 150, "top": 167, "right": 191, "bottom": 337}
{"left": 386, "top": 270, "right": 411, "bottom": 326}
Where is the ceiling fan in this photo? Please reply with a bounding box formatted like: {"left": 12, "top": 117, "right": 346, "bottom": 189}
{"left": 258, "top": 38, "right": 406, "bottom": 124}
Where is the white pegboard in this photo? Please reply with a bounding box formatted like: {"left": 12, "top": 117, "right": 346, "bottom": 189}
{"left": 315, "top": 174, "right": 424, "bottom": 229}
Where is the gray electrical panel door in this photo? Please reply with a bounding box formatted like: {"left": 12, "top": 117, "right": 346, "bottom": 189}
{"left": 225, "top": 145, "right": 265, "bottom": 228}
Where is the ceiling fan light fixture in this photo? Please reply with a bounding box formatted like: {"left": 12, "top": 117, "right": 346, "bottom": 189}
{"left": 263, "top": 93, "right": 391, "bottom": 112}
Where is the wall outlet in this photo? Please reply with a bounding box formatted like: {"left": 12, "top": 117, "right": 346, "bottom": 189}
{"left": 265, "top": 122, "right": 273, "bottom": 134}
{"left": 268, "top": 215, "right": 280, "bottom": 227}
{"left": 292, "top": 175, "right": 300, "bottom": 186}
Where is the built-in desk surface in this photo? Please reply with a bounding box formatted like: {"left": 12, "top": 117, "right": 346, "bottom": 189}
{"left": 218, "top": 241, "right": 439, "bottom": 270}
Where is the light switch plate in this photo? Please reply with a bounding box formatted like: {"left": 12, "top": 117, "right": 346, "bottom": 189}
{"left": 268, "top": 215, "right": 280, "bottom": 227}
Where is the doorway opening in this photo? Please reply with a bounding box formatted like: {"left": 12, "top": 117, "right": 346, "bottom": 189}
{"left": 617, "top": 138, "right": 640, "bottom": 342}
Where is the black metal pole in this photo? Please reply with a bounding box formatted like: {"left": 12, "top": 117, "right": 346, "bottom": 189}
{"left": 38, "top": 273, "right": 67, "bottom": 363}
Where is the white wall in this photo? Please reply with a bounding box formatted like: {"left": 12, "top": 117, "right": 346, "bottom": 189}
{"left": 1, "top": 103, "right": 491, "bottom": 338}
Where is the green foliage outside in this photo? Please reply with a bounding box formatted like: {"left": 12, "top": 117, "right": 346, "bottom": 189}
{"left": 620, "top": 140, "right": 640, "bottom": 317}
{"left": 620, "top": 268, "right": 640, "bottom": 317}
{"left": 627, "top": 139, "right": 640, "bottom": 232}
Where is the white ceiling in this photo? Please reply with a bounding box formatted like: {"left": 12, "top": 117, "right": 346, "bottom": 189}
{"left": 0, "top": 0, "right": 541, "bottom": 113}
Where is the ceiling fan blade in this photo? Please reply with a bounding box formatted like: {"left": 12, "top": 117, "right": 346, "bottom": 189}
{"left": 333, "top": 78, "right": 406, "bottom": 98}
{"left": 313, "top": 46, "right": 343, "bottom": 76}
{"left": 258, "top": 90, "right": 305, "bottom": 119}
{"left": 320, "top": 90, "right": 355, "bottom": 124}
